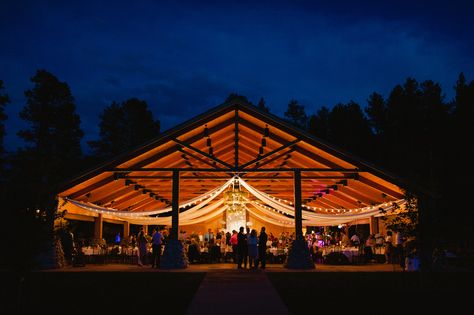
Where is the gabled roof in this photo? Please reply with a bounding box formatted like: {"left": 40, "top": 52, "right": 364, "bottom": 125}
{"left": 58, "top": 99, "right": 405, "bottom": 215}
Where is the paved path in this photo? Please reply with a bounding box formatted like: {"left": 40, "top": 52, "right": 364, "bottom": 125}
{"left": 186, "top": 269, "right": 290, "bottom": 315}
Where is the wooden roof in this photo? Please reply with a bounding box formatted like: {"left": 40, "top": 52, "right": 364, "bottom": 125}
{"left": 57, "top": 100, "right": 405, "bottom": 217}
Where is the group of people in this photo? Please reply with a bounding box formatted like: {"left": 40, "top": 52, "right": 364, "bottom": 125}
{"left": 136, "top": 227, "right": 164, "bottom": 268}
{"left": 233, "top": 226, "right": 268, "bottom": 269}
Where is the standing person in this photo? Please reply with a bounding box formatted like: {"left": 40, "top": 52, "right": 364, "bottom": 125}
{"left": 396, "top": 231, "right": 406, "bottom": 270}
{"left": 229, "top": 230, "right": 238, "bottom": 262}
{"left": 384, "top": 231, "right": 393, "bottom": 264}
{"left": 204, "top": 228, "right": 214, "bottom": 243}
{"left": 137, "top": 228, "right": 148, "bottom": 266}
{"left": 225, "top": 231, "right": 231, "bottom": 245}
{"left": 237, "top": 227, "right": 247, "bottom": 269}
{"left": 247, "top": 229, "right": 259, "bottom": 269}
{"left": 151, "top": 228, "right": 163, "bottom": 269}
{"left": 244, "top": 227, "right": 251, "bottom": 268}
{"left": 365, "top": 234, "right": 376, "bottom": 261}
{"left": 61, "top": 228, "right": 75, "bottom": 265}
{"left": 258, "top": 226, "right": 268, "bottom": 269}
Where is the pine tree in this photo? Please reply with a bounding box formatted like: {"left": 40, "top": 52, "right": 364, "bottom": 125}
{"left": 88, "top": 98, "right": 160, "bottom": 160}
{"left": 284, "top": 99, "right": 308, "bottom": 130}
{"left": 0, "top": 80, "right": 9, "bottom": 172}
{"left": 257, "top": 97, "right": 270, "bottom": 113}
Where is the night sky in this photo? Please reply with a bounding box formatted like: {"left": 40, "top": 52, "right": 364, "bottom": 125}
{"left": 1, "top": 0, "right": 473, "bottom": 153}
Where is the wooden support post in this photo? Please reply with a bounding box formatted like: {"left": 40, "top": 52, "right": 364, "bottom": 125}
{"left": 171, "top": 170, "right": 180, "bottom": 239}
{"left": 94, "top": 213, "right": 103, "bottom": 240}
{"left": 369, "top": 216, "right": 378, "bottom": 234}
{"left": 294, "top": 169, "right": 303, "bottom": 240}
{"left": 123, "top": 221, "right": 130, "bottom": 239}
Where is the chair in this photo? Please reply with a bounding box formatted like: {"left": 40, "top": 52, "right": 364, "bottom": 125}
{"left": 210, "top": 245, "right": 221, "bottom": 263}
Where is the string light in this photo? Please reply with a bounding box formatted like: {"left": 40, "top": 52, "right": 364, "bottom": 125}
{"left": 61, "top": 176, "right": 406, "bottom": 226}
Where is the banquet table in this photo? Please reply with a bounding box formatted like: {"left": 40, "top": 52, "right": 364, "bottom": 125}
{"left": 321, "top": 246, "right": 360, "bottom": 263}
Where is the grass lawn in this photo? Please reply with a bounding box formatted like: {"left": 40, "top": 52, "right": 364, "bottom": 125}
{"left": 267, "top": 272, "right": 474, "bottom": 315}
{"left": 4, "top": 271, "right": 205, "bottom": 315}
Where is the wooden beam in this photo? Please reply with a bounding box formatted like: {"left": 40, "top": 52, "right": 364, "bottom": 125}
{"left": 239, "top": 139, "right": 301, "bottom": 169}
{"left": 358, "top": 176, "right": 404, "bottom": 199}
{"left": 112, "top": 167, "right": 358, "bottom": 173}
{"left": 173, "top": 138, "right": 233, "bottom": 169}
{"left": 179, "top": 147, "right": 220, "bottom": 169}
{"left": 235, "top": 110, "right": 239, "bottom": 168}
{"left": 68, "top": 177, "right": 115, "bottom": 200}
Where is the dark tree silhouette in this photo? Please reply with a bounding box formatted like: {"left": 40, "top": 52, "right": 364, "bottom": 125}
{"left": 257, "top": 97, "right": 270, "bottom": 113}
{"left": 328, "top": 101, "right": 373, "bottom": 160}
{"left": 19, "top": 70, "right": 83, "bottom": 160}
{"left": 88, "top": 98, "right": 160, "bottom": 160}
{"left": 3, "top": 70, "right": 84, "bottom": 270}
{"left": 380, "top": 78, "right": 450, "bottom": 188}
{"left": 225, "top": 93, "right": 253, "bottom": 105}
{"left": 444, "top": 73, "right": 474, "bottom": 239}
{"left": 284, "top": 99, "right": 308, "bottom": 130}
{"left": 365, "top": 92, "right": 387, "bottom": 136}
{"left": 18, "top": 70, "right": 84, "bottom": 186}
{"left": 308, "top": 102, "right": 373, "bottom": 159}
{"left": 452, "top": 73, "right": 474, "bottom": 134}
{"left": 0, "top": 80, "right": 9, "bottom": 171}
{"left": 308, "top": 106, "right": 330, "bottom": 140}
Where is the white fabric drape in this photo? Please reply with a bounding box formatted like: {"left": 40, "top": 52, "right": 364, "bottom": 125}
{"left": 60, "top": 175, "right": 405, "bottom": 227}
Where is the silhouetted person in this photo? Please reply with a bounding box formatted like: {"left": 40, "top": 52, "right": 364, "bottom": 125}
{"left": 258, "top": 227, "right": 268, "bottom": 269}
{"left": 237, "top": 227, "right": 247, "bottom": 269}
{"left": 61, "top": 229, "right": 75, "bottom": 265}
{"left": 137, "top": 228, "right": 148, "bottom": 266}
{"left": 151, "top": 228, "right": 163, "bottom": 268}
{"left": 247, "top": 229, "right": 258, "bottom": 269}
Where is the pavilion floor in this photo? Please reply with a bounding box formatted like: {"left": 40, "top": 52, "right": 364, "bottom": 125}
{"left": 7, "top": 262, "right": 474, "bottom": 315}
{"left": 43, "top": 261, "right": 405, "bottom": 272}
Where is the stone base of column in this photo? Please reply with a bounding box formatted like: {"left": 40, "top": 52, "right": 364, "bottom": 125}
{"left": 34, "top": 239, "right": 66, "bottom": 270}
{"left": 284, "top": 239, "right": 315, "bottom": 269}
{"left": 161, "top": 239, "right": 189, "bottom": 269}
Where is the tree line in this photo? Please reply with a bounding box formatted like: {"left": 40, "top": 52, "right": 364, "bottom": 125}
{"left": 0, "top": 69, "right": 473, "bottom": 269}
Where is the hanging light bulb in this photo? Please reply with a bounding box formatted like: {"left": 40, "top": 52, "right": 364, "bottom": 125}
{"left": 264, "top": 124, "right": 269, "bottom": 137}
{"left": 209, "top": 147, "right": 213, "bottom": 155}
{"left": 261, "top": 138, "right": 266, "bottom": 147}
{"left": 207, "top": 138, "right": 212, "bottom": 147}
{"left": 203, "top": 124, "right": 209, "bottom": 137}
{"left": 259, "top": 147, "right": 263, "bottom": 155}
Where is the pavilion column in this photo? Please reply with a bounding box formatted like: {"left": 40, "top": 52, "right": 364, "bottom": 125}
{"left": 285, "top": 169, "right": 314, "bottom": 269}
{"left": 171, "top": 170, "right": 180, "bottom": 239}
{"left": 369, "top": 216, "right": 378, "bottom": 234}
{"left": 161, "top": 169, "right": 187, "bottom": 269}
{"left": 94, "top": 213, "right": 103, "bottom": 240}
{"left": 294, "top": 169, "right": 303, "bottom": 240}
{"left": 123, "top": 221, "right": 130, "bottom": 239}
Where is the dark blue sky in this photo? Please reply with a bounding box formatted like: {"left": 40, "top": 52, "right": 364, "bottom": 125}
{"left": 2, "top": 0, "right": 473, "bottom": 152}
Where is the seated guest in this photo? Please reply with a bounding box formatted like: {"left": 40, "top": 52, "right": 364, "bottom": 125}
{"left": 364, "top": 234, "right": 376, "bottom": 261}
{"left": 350, "top": 233, "right": 360, "bottom": 246}
{"left": 187, "top": 239, "right": 200, "bottom": 264}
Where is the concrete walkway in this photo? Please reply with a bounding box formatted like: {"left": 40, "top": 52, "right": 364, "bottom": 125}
{"left": 186, "top": 269, "right": 290, "bottom": 315}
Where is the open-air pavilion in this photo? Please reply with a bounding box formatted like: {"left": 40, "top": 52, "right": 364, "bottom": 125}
{"left": 56, "top": 100, "right": 407, "bottom": 268}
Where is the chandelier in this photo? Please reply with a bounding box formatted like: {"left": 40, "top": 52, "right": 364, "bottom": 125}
{"left": 224, "top": 179, "right": 248, "bottom": 214}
